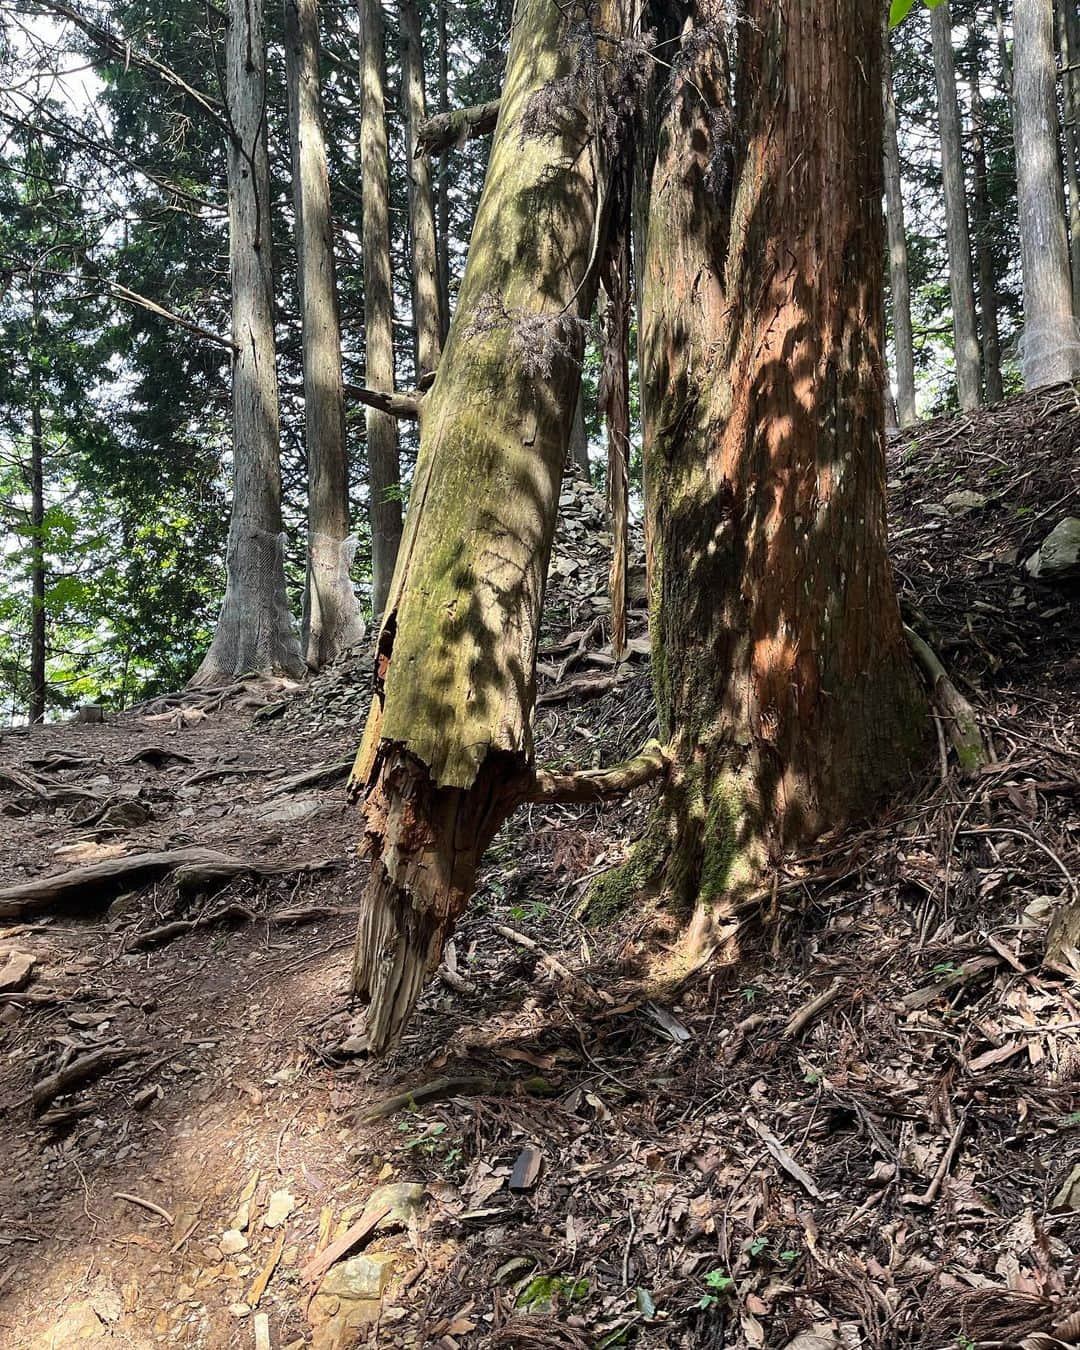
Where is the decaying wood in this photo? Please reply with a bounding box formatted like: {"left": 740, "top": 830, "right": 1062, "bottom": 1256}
{"left": 414, "top": 98, "right": 500, "bottom": 156}
{"left": 350, "top": 0, "right": 639, "bottom": 1054}
{"left": 358, "top": 1075, "right": 492, "bottom": 1124}
{"left": 529, "top": 741, "right": 667, "bottom": 804}
{"left": 905, "top": 625, "right": 990, "bottom": 776}
{"left": 0, "top": 849, "right": 340, "bottom": 920}
{"left": 33, "top": 1045, "right": 141, "bottom": 1113}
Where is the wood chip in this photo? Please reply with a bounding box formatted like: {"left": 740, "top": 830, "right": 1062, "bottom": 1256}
{"left": 246, "top": 1228, "right": 285, "bottom": 1308}
{"left": 509, "top": 1146, "right": 543, "bottom": 1192}
{"left": 747, "top": 1114, "right": 823, "bottom": 1199}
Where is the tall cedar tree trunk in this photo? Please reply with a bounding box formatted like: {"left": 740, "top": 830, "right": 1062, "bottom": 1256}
{"left": 1059, "top": 0, "right": 1080, "bottom": 316}
{"left": 629, "top": 0, "right": 926, "bottom": 918}
{"left": 1013, "top": 0, "right": 1078, "bottom": 387}
{"left": 349, "top": 0, "right": 635, "bottom": 1052}
{"left": 360, "top": 0, "right": 403, "bottom": 619}
{"left": 435, "top": 0, "right": 451, "bottom": 341}
{"left": 931, "top": 2, "right": 983, "bottom": 411}
{"left": 285, "top": 0, "right": 362, "bottom": 670}
{"left": 29, "top": 323, "right": 46, "bottom": 725}
{"left": 966, "top": 28, "right": 1005, "bottom": 404}
{"left": 400, "top": 0, "right": 444, "bottom": 379}
{"left": 193, "top": 0, "right": 303, "bottom": 685}
{"left": 568, "top": 388, "right": 590, "bottom": 475}
{"left": 882, "top": 20, "right": 918, "bottom": 426}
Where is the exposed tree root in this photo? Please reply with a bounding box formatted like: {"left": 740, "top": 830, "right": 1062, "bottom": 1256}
{"left": 0, "top": 849, "right": 340, "bottom": 920}
{"left": 904, "top": 624, "right": 991, "bottom": 776}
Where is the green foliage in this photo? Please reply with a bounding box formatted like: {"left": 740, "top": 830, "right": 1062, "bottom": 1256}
{"left": 889, "top": 0, "right": 945, "bottom": 29}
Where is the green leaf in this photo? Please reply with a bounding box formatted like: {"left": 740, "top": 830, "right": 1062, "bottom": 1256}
{"left": 888, "top": 0, "right": 917, "bottom": 27}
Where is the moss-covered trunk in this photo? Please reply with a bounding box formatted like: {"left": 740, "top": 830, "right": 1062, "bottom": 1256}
{"left": 631, "top": 0, "right": 926, "bottom": 919}
{"left": 350, "top": 0, "right": 636, "bottom": 1052}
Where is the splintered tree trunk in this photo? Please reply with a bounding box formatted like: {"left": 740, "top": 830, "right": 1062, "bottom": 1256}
{"left": 350, "top": 0, "right": 635, "bottom": 1052}
{"left": 966, "top": 30, "right": 1005, "bottom": 404}
{"left": 285, "top": 0, "right": 362, "bottom": 670}
{"left": 400, "top": 0, "right": 444, "bottom": 379}
{"left": 931, "top": 2, "right": 983, "bottom": 411}
{"left": 633, "top": 0, "right": 926, "bottom": 918}
{"left": 1013, "top": 0, "right": 1078, "bottom": 386}
{"left": 193, "top": 0, "right": 303, "bottom": 685}
{"left": 360, "top": 0, "right": 403, "bottom": 619}
{"left": 882, "top": 19, "right": 917, "bottom": 426}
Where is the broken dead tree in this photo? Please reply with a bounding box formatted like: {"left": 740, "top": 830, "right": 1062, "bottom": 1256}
{"left": 349, "top": 0, "right": 641, "bottom": 1054}
{"left": 0, "top": 849, "right": 340, "bottom": 920}
{"left": 414, "top": 98, "right": 500, "bottom": 157}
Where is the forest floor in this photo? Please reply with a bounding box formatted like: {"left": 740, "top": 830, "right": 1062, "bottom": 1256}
{"left": 1, "top": 385, "right": 1079, "bottom": 1350}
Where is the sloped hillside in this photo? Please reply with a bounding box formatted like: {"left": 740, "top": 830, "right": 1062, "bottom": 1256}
{"left": 0, "top": 387, "right": 1077, "bottom": 1350}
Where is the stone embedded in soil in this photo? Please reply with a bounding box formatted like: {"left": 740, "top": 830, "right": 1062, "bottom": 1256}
{"left": 944, "top": 488, "right": 988, "bottom": 513}
{"left": 220, "top": 1229, "right": 248, "bottom": 1255}
{"left": 318, "top": 1251, "right": 395, "bottom": 1301}
{"left": 1025, "top": 516, "right": 1080, "bottom": 581}
{"left": 363, "top": 1181, "right": 424, "bottom": 1229}
{"left": 263, "top": 1189, "right": 295, "bottom": 1228}
{"left": 0, "top": 950, "right": 35, "bottom": 993}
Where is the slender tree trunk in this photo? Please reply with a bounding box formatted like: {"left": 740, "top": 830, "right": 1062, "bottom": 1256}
{"left": 193, "top": 0, "right": 303, "bottom": 685}
{"left": 359, "top": 0, "right": 403, "bottom": 619}
{"left": 993, "top": 0, "right": 1014, "bottom": 93}
{"left": 1013, "top": 0, "right": 1079, "bottom": 386}
{"left": 435, "top": 0, "right": 451, "bottom": 339}
{"left": 349, "top": 0, "right": 636, "bottom": 1052}
{"left": 285, "top": 0, "right": 361, "bottom": 670}
{"left": 1056, "top": 0, "right": 1080, "bottom": 315}
{"left": 400, "top": 0, "right": 444, "bottom": 379}
{"left": 625, "top": 0, "right": 926, "bottom": 921}
{"left": 28, "top": 332, "right": 46, "bottom": 725}
{"left": 882, "top": 19, "right": 918, "bottom": 426}
{"left": 568, "top": 388, "right": 590, "bottom": 476}
{"left": 931, "top": 1, "right": 983, "bottom": 410}
{"left": 966, "top": 28, "right": 1005, "bottom": 403}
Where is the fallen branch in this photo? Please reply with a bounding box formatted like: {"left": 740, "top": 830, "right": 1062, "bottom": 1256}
{"left": 0, "top": 849, "right": 341, "bottom": 920}
{"left": 267, "top": 758, "right": 353, "bottom": 796}
{"left": 529, "top": 741, "right": 668, "bottom": 804}
{"left": 904, "top": 625, "right": 990, "bottom": 777}
{"left": 33, "top": 1046, "right": 141, "bottom": 1114}
{"left": 344, "top": 384, "right": 421, "bottom": 420}
{"left": 415, "top": 98, "right": 500, "bottom": 156}
{"left": 782, "top": 976, "right": 845, "bottom": 1039}
{"left": 358, "top": 1075, "right": 492, "bottom": 1124}
{"left": 537, "top": 671, "right": 626, "bottom": 706}
{"left": 300, "top": 1204, "right": 392, "bottom": 1286}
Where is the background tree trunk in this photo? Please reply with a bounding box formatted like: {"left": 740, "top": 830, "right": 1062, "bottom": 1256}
{"left": 400, "top": 0, "right": 444, "bottom": 380}
{"left": 567, "top": 388, "right": 590, "bottom": 476}
{"left": 931, "top": 1, "right": 983, "bottom": 411}
{"left": 192, "top": 0, "right": 303, "bottom": 685}
{"left": 630, "top": 0, "right": 926, "bottom": 919}
{"left": 435, "top": 0, "right": 451, "bottom": 340}
{"left": 285, "top": 0, "right": 361, "bottom": 670}
{"left": 1059, "top": 0, "right": 1080, "bottom": 316}
{"left": 350, "top": 0, "right": 635, "bottom": 1052}
{"left": 28, "top": 323, "right": 46, "bottom": 725}
{"left": 882, "top": 19, "right": 918, "bottom": 426}
{"left": 359, "top": 0, "right": 403, "bottom": 620}
{"left": 1013, "top": 0, "right": 1078, "bottom": 386}
{"left": 966, "top": 28, "right": 1005, "bottom": 404}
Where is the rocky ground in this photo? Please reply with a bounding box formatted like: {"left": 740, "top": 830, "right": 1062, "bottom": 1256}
{"left": 0, "top": 386, "right": 1078, "bottom": 1350}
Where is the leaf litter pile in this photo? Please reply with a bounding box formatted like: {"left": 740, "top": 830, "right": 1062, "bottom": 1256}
{"left": 0, "top": 388, "right": 1078, "bottom": 1349}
